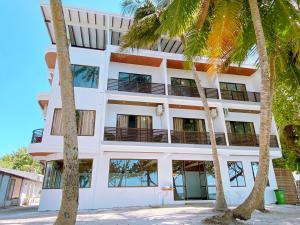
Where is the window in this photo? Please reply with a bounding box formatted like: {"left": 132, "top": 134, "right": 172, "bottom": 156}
{"left": 173, "top": 118, "right": 206, "bottom": 132}
{"left": 171, "top": 78, "right": 196, "bottom": 87}
{"left": 43, "top": 159, "right": 93, "bottom": 189}
{"left": 220, "top": 82, "right": 246, "bottom": 92}
{"left": 119, "top": 72, "right": 151, "bottom": 83}
{"left": 51, "top": 109, "right": 96, "bottom": 136}
{"left": 251, "top": 162, "right": 269, "bottom": 186}
{"left": 6, "top": 178, "right": 16, "bottom": 200}
{"left": 108, "top": 159, "right": 158, "bottom": 187}
{"left": 227, "top": 161, "right": 246, "bottom": 187}
{"left": 72, "top": 64, "right": 99, "bottom": 88}
{"left": 226, "top": 121, "right": 255, "bottom": 135}
{"left": 117, "top": 114, "right": 152, "bottom": 129}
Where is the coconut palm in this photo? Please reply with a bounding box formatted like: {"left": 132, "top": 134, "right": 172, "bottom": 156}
{"left": 121, "top": 0, "right": 300, "bottom": 220}
{"left": 50, "top": 0, "right": 79, "bottom": 225}
{"left": 122, "top": 0, "right": 228, "bottom": 211}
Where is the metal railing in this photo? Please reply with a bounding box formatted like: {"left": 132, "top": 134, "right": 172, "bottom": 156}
{"left": 107, "top": 79, "right": 165, "bottom": 95}
{"left": 171, "top": 130, "right": 226, "bottom": 145}
{"left": 220, "top": 90, "right": 260, "bottom": 102}
{"left": 168, "top": 85, "right": 219, "bottom": 99}
{"left": 31, "top": 129, "right": 44, "bottom": 144}
{"left": 227, "top": 133, "right": 279, "bottom": 147}
{"left": 104, "top": 127, "right": 168, "bottom": 143}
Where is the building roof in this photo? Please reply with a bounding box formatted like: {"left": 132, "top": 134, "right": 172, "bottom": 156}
{"left": 0, "top": 168, "right": 44, "bottom": 183}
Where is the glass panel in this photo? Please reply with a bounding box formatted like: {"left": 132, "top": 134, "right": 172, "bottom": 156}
{"left": 233, "top": 122, "right": 245, "bottom": 134}
{"left": 72, "top": 64, "right": 99, "bottom": 88}
{"left": 236, "top": 84, "right": 247, "bottom": 91}
{"left": 251, "top": 162, "right": 269, "bottom": 186}
{"left": 108, "top": 160, "right": 126, "bottom": 187}
{"left": 172, "top": 160, "right": 215, "bottom": 201}
{"left": 174, "top": 186, "right": 185, "bottom": 200}
{"left": 79, "top": 160, "right": 93, "bottom": 188}
{"left": 227, "top": 161, "right": 246, "bottom": 187}
{"left": 171, "top": 77, "right": 181, "bottom": 86}
{"left": 208, "top": 187, "right": 216, "bottom": 200}
{"left": 220, "top": 82, "right": 227, "bottom": 90}
{"left": 119, "top": 72, "right": 130, "bottom": 81}
{"left": 227, "top": 83, "right": 237, "bottom": 91}
{"left": 43, "top": 160, "right": 93, "bottom": 189}
{"left": 244, "top": 122, "right": 255, "bottom": 134}
{"left": 108, "top": 159, "right": 158, "bottom": 187}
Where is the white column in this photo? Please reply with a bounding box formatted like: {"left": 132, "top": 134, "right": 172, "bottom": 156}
{"left": 217, "top": 105, "right": 230, "bottom": 146}
{"left": 161, "top": 58, "right": 168, "bottom": 95}
{"left": 163, "top": 101, "right": 172, "bottom": 144}
{"left": 106, "top": 14, "right": 110, "bottom": 47}
{"left": 215, "top": 73, "right": 222, "bottom": 100}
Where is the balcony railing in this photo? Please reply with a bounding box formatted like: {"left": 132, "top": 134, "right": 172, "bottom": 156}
{"left": 107, "top": 79, "right": 165, "bottom": 95}
{"left": 31, "top": 129, "right": 43, "bottom": 144}
{"left": 227, "top": 133, "right": 279, "bottom": 147}
{"left": 104, "top": 127, "right": 168, "bottom": 143}
{"left": 168, "top": 85, "right": 219, "bottom": 99}
{"left": 220, "top": 90, "right": 260, "bottom": 102}
{"left": 171, "top": 130, "right": 226, "bottom": 145}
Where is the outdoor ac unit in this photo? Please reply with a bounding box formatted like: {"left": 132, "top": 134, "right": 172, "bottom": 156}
{"left": 223, "top": 108, "right": 229, "bottom": 117}
{"left": 156, "top": 104, "right": 164, "bottom": 116}
{"left": 211, "top": 108, "right": 218, "bottom": 119}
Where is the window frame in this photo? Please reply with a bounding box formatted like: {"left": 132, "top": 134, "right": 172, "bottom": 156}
{"left": 108, "top": 159, "right": 158, "bottom": 188}
{"left": 116, "top": 114, "right": 153, "bottom": 129}
{"left": 42, "top": 159, "right": 93, "bottom": 189}
{"left": 118, "top": 72, "right": 152, "bottom": 83}
{"left": 227, "top": 161, "right": 246, "bottom": 187}
{"left": 51, "top": 108, "right": 96, "bottom": 136}
{"left": 226, "top": 121, "right": 256, "bottom": 135}
{"left": 71, "top": 64, "right": 100, "bottom": 89}
{"left": 251, "top": 162, "right": 270, "bottom": 187}
{"left": 171, "top": 77, "right": 196, "bottom": 87}
{"left": 173, "top": 117, "right": 206, "bottom": 132}
{"left": 219, "top": 82, "right": 247, "bottom": 92}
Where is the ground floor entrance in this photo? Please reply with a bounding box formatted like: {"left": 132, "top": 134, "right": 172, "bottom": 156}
{"left": 172, "top": 160, "right": 216, "bottom": 201}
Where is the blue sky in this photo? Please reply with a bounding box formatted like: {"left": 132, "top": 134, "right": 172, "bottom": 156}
{"left": 0, "top": 0, "right": 121, "bottom": 157}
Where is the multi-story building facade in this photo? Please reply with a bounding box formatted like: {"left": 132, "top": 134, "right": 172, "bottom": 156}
{"left": 28, "top": 4, "right": 282, "bottom": 211}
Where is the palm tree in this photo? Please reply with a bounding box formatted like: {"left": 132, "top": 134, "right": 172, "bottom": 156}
{"left": 121, "top": 0, "right": 299, "bottom": 220}
{"left": 50, "top": 0, "right": 79, "bottom": 225}
{"left": 121, "top": 0, "right": 228, "bottom": 211}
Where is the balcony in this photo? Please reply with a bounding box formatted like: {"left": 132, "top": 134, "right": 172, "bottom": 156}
{"left": 31, "top": 129, "right": 43, "bottom": 143}
{"left": 171, "top": 131, "right": 226, "bottom": 145}
{"left": 168, "top": 85, "right": 219, "bottom": 99}
{"left": 104, "top": 127, "right": 168, "bottom": 143}
{"left": 107, "top": 79, "right": 165, "bottom": 95}
{"left": 220, "top": 90, "right": 260, "bottom": 102}
{"left": 227, "top": 133, "right": 279, "bottom": 147}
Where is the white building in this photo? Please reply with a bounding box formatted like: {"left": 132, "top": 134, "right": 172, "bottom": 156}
{"left": 0, "top": 168, "right": 43, "bottom": 207}
{"left": 28, "top": 4, "right": 282, "bottom": 211}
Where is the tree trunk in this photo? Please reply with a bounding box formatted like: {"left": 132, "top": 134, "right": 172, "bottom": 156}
{"left": 50, "top": 1, "right": 79, "bottom": 225}
{"left": 192, "top": 65, "right": 228, "bottom": 211}
{"left": 232, "top": 0, "right": 272, "bottom": 220}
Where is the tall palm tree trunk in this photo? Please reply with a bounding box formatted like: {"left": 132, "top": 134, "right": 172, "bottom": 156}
{"left": 50, "top": 0, "right": 79, "bottom": 225}
{"left": 232, "top": 0, "right": 272, "bottom": 220}
{"left": 192, "top": 65, "right": 227, "bottom": 211}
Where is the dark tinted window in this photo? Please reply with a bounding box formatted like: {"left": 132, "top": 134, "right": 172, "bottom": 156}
{"left": 72, "top": 64, "right": 99, "bottom": 88}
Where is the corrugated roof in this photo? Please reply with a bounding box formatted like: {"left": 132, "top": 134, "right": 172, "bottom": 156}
{"left": 0, "top": 168, "right": 44, "bottom": 183}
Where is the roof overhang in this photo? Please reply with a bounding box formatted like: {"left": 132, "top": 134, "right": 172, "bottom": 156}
{"left": 110, "top": 53, "right": 163, "bottom": 67}
{"left": 167, "top": 59, "right": 256, "bottom": 76}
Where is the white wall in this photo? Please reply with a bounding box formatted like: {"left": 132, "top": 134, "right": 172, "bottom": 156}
{"left": 38, "top": 152, "right": 277, "bottom": 210}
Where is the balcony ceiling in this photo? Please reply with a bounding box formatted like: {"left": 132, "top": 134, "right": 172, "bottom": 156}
{"left": 167, "top": 60, "right": 256, "bottom": 76}
{"left": 110, "top": 53, "right": 163, "bottom": 67}
{"left": 41, "top": 4, "right": 183, "bottom": 54}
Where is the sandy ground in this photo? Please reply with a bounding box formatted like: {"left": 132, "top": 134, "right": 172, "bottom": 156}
{"left": 0, "top": 204, "right": 299, "bottom": 225}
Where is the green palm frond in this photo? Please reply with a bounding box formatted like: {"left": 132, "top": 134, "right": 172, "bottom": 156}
{"left": 157, "top": 0, "right": 202, "bottom": 37}
{"left": 206, "top": 0, "right": 243, "bottom": 74}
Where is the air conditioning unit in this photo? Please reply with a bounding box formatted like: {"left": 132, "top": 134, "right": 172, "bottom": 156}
{"left": 156, "top": 104, "right": 164, "bottom": 116}
{"left": 211, "top": 108, "right": 218, "bottom": 119}
{"left": 223, "top": 108, "right": 229, "bottom": 117}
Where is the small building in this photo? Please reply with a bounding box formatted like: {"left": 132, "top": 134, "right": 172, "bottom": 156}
{"left": 0, "top": 168, "right": 43, "bottom": 207}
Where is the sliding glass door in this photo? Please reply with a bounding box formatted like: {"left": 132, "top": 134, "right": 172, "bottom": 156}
{"left": 172, "top": 160, "right": 216, "bottom": 201}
